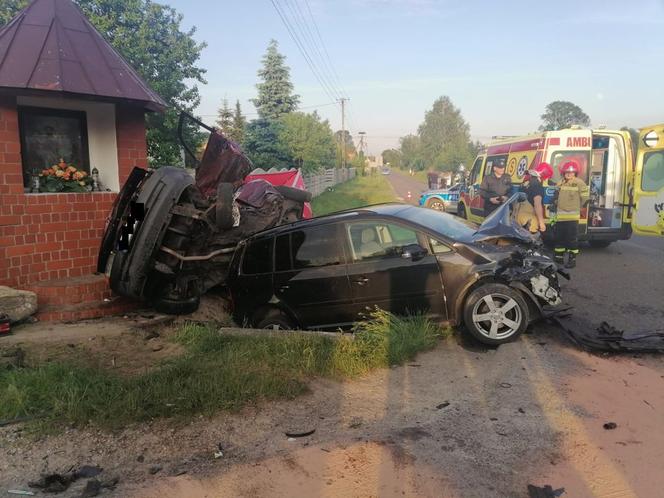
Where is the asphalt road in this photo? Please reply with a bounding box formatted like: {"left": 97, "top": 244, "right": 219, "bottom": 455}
{"left": 387, "top": 170, "right": 664, "bottom": 334}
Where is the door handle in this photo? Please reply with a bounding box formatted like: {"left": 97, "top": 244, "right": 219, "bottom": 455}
{"left": 353, "top": 277, "right": 369, "bottom": 286}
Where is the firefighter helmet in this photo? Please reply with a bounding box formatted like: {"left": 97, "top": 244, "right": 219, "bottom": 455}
{"left": 560, "top": 160, "right": 580, "bottom": 175}
{"left": 528, "top": 162, "right": 554, "bottom": 181}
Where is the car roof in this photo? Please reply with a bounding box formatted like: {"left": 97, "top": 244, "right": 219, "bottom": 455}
{"left": 249, "top": 203, "right": 415, "bottom": 238}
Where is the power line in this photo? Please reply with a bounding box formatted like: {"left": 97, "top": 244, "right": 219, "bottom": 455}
{"left": 197, "top": 101, "right": 338, "bottom": 118}
{"left": 270, "top": 0, "right": 339, "bottom": 103}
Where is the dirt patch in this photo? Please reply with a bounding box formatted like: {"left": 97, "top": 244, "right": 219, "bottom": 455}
{"left": 135, "top": 441, "right": 450, "bottom": 498}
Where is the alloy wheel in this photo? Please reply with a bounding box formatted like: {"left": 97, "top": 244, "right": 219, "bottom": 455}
{"left": 471, "top": 293, "right": 523, "bottom": 340}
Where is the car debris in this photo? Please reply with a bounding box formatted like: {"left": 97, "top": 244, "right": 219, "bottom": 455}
{"left": 7, "top": 490, "right": 35, "bottom": 496}
{"left": 98, "top": 112, "right": 313, "bottom": 314}
{"left": 603, "top": 422, "right": 618, "bottom": 430}
{"left": 552, "top": 316, "right": 664, "bottom": 353}
{"left": 527, "top": 484, "right": 566, "bottom": 498}
{"left": 284, "top": 429, "right": 316, "bottom": 438}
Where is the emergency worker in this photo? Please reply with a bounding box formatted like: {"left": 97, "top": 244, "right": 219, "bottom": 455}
{"left": 480, "top": 157, "right": 512, "bottom": 216}
{"left": 553, "top": 160, "right": 589, "bottom": 268}
{"left": 516, "top": 162, "right": 553, "bottom": 233}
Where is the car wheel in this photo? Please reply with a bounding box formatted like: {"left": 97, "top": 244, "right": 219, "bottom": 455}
{"left": 426, "top": 198, "right": 445, "bottom": 211}
{"left": 589, "top": 240, "right": 612, "bottom": 249}
{"left": 254, "top": 308, "right": 297, "bottom": 330}
{"left": 215, "top": 182, "right": 235, "bottom": 230}
{"left": 152, "top": 295, "right": 201, "bottom": 315}
{"left": 463, "top": 283, "right": 529, "bottom": 345}
{"left": 457, "top": 203, "right": 467, "bottom": 219}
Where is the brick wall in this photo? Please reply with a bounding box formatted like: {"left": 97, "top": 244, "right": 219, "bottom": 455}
{"left": 0, "top": 96, "right": 148, "bottom": 291}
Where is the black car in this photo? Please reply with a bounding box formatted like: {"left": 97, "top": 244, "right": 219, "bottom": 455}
{"left": 227, "top": 199, "right": 565, "bottom": 345}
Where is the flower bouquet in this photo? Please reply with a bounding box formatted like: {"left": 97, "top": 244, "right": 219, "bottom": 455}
{"left": 38, "top": 159, "right": 92, "bottom": 193}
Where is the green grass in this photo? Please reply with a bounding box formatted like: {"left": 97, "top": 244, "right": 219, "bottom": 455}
{"left": 0, "top": 310, "right": 448, "bottom": 432}
{"left": 311, "top": 174, "right": 397, "bottom": 216}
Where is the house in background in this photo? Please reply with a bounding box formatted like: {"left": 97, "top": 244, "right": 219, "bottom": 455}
{"left": 0, "top": 0, "right": 166, "bottom": 321}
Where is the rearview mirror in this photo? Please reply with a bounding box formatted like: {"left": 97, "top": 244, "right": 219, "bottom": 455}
{"left": 401, "top": 243, "right": 427, "bottom": 261}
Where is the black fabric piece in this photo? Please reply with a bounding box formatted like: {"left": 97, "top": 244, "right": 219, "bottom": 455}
{"left": 527, "top": 484, "right": 566, "bottom": 498}
{"left": 524, "top": 180, "right": 545, "bottom": 206}
{"left": 554, "top": 220, "right": 578, "bottom": 251}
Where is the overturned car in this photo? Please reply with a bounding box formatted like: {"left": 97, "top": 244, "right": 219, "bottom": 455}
{"left": 97, "top": 120, "right": 312, "bottom": 314}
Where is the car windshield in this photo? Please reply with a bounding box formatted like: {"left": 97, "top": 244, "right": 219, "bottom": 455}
{"left": 397, "top": 207, "right": 478, "bottom": 242}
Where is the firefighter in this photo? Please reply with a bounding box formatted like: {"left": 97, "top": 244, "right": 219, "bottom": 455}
{"left": 516, "top": 162, "right": 553, "bottom": 233}
{"left": 553, "top": 160, "right": 589, "bottom": 268}
{"left": 479, "top": 157, "right": 512, "bottom": 217}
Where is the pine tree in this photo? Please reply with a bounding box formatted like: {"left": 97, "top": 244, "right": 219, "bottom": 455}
{"left": 230, "top": 100, "right": 247, "bottom": 144}
{"left": 252, "top": 39, "right": 300, "bottom": 120}
{"left": 216, "top": 98, "right": 233, "bottom": 135}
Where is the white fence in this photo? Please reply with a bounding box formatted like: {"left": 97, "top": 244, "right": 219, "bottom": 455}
{"left": 303, "top": 168, "right": 356, "bottom": 197}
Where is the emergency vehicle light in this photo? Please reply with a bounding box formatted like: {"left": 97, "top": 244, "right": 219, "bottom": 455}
{"left": 643, "top": 131, "right": 658, "bottom": 148}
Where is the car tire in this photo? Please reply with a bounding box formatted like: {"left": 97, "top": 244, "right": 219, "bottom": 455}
{"left": 216, "top": 182, "right": 235, "bottom": 230}
{"left": 152, "top": 295, "right": 201, "bottom": 315}
{"left": 457, "top": 203, "right": 467, "bottom": 219}
{"left": 463, "top": 283, "right": 529, "bottom": 345}
{"left": 426, "top": 198, "right": 445, "bottom": 211}
{"left": 589, "top": 240, "right": 612, "bottom": 249}
{"left": 274, "top": 185, "right": 313, "bottom": 203}
{"left": 254, "top": 308, "right": 297, "bottom": 330}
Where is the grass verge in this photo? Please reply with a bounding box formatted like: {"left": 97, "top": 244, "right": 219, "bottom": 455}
{"left": 311, "top": 174, "right": 397, "bottom": 216}
{"left": 0, "top": 310, "right": 448, "bottom": 432}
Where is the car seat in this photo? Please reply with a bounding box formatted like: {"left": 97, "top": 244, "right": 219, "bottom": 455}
{"left": 359, "top": 228, "right": 383, "bottom": 258}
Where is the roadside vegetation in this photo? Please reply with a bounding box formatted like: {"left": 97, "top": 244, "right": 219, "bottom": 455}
{"left": 311, "top": 174, "right": 397, "bottom": 216}
{"left": 0, "top": 310, "right": 448, "bottom": 432}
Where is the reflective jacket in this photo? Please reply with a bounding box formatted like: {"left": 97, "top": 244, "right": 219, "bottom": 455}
{"left": 556, "top": 177, "right": 589, "bottom": 221}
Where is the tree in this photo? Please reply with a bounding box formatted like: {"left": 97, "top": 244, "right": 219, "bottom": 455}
{"left": 1, "top": 0, "right": 208, "bottom": 167}
{"left": 252, "top": 39, "right": 299, "bottom": 120}
{"left": 399, "top": 134, "right": 423, "bottom": 170}
{"left": 417, "top": 96, "right": 472, "bottom": 171}
{"left": 382, "top": 149, "right": 402, "bottom": 169}
{"left": 334, "top": 130, "right": 357, "bottom": 167}
{"left": 243, "top": 119, "right": 292, "bottom": 170}
{"left": 279, "top": 112, "right": 336, "bottom": 173}
{"left": 539, "top": 101, "right": 591, "bottom": 131}
{"left": 229, "top": 100, "right": 247, "bottom": 144}
{"left": 216, "top": 98, "right": 233, "bottom": 134}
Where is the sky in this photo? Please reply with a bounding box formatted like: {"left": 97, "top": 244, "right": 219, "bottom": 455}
{"left": 168, "top": 0, "right": 664, "bottom": 155}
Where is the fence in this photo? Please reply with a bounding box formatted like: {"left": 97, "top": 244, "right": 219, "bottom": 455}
{"left": 303, "top": 168, "right": 356, "bottom": 197}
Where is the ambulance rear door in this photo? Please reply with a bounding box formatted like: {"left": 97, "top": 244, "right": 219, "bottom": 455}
{"left": 632, "top": 124, "right": 664, "bottom": 236}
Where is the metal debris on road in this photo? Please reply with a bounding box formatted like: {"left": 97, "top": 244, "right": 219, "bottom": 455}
{"left": 552, "top": 317, "right": 664, "bottom": 353}
{"left": 285, "top": 429, "right": 316, "bottom": 438}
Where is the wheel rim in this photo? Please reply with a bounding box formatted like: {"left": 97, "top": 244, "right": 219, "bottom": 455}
{"left": 428, "top": 200, "right": 445, "bottom": 211}
{"left": 471, "top": 293, "right": 522, "bottom": 340}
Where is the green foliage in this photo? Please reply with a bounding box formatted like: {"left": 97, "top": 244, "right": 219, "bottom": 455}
{"left": 1, "top": 0, "right": 207, "bottom": 167}
{"left": 335, "top": 130, "right": 357, "bottom": 167}
{"left": 279, "top": 112, "right": 336, "bottom": 173}
{"left": 399, "top": 134, "right": 424, "bottom": 171}
{"left": 0, "top": 314, "right": 443, "bottom": 432}
{"left": 418, "top": 96, "right": 473, "bottom": 172}
{"left": 311, "top": 174, "right": 397, "bottom": 216}
{"left": 243, "top": 118, "right": 293, "bottom": 170}
{"left": 0, "top": 0, "right": 28, "bottom": 25}
{"left": 539, "top": 101, "right": 591, "bottom": 131}
{"left": 230, "top": 100, "right": 247, "bottom": 144}
{"left": 382, "top": 148, "right": 402, "bottom": 169}
{"left": 216, "top": 98, "right": 233, "bottom": 134}
{"left": 252, "top": 39, "right": 300, "bottom": 120}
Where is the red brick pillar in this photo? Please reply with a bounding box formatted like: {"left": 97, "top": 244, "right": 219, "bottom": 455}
{"left": 0, "top": 96, "right": 25, "bottom": 287}
{"left": 115, "top": 105, "right": 148, "bottom": 185}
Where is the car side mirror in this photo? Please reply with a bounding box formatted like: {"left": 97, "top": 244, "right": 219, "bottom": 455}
{"left": 401, "top": 243, "right": 427, "bottom": 261}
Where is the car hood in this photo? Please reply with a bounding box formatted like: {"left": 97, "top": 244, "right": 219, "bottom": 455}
{"left": 471, "top": 193, "right": 535, "bottom": 244}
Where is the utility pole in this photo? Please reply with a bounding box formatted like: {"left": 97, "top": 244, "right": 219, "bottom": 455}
{"left": 338, "top": 98, "right": 348, "bottom": 168}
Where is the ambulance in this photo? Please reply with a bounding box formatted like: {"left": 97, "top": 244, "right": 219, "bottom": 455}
{"left": 457, "top": 125, "right": 664, "bottom": 246}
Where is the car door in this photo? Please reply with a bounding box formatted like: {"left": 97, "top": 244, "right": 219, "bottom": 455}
{"left": 344, "top": 219, "right": 446, "bottom": 319}
{"left": 467, "top": 156, "right": 486, "bottom": 222}
{"left": 632, "top": 124, "right": 664, "bottom": 236}
{"left": 273, "top": 223, "right": 355, "bottom": 330}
